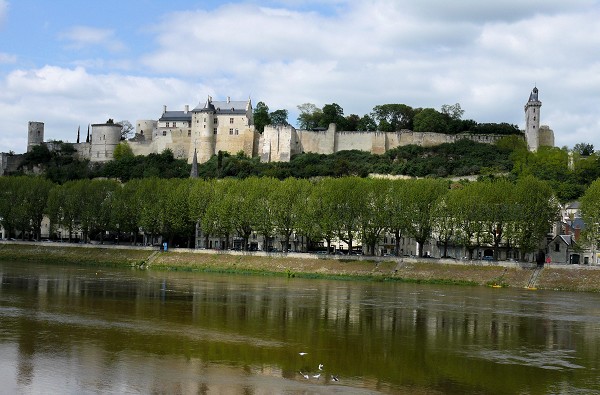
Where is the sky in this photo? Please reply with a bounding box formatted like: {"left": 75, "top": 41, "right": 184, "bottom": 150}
{"left": 1, "top": 0, "right": 599, "bottom": 154}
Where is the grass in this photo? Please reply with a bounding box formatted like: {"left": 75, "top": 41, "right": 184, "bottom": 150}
{"left": 2, "top": 243, "right": 600, "bottom": 291}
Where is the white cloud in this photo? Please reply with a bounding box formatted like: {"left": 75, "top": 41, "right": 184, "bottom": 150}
{"left": 0, "top": 52, "right": 16, "bottom": 63}
{"left": 2, "top": 0, "right": 600, "bottom": 153}
{"left": 0, "top": 66, "right": 202, "bottom": 152}
{"left": 59, "top": 26, "right": 126, "bottom": 52}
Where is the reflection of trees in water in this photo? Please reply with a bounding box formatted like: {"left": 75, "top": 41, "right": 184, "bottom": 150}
{"left": 2, "top": 265, "right": 600, "bottom": 393}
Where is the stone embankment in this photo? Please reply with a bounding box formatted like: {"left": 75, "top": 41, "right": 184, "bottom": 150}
{"left": 1, "top": 241, "right": 599, "bottom": 292}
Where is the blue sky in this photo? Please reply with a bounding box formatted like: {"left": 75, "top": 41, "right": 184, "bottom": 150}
{"left": 1, "top": 0, "right": 600, "bottom": 153}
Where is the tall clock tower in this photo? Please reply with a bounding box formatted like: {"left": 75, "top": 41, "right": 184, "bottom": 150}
{"left": 524, "top": 87, "right": 542, "bottom": 152}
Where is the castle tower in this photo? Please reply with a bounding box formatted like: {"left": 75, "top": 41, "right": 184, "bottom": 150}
{"left": 90, "top": 120, "right": 122, "bottom": 162}
{"left": 524, "top": 87, "right": 542, "bottom": 152}
{"left": 192, "top": 96, "right": 217, "bottom": 163}
{"left": 27, "top": 121, "right": 44, "bottom": 152}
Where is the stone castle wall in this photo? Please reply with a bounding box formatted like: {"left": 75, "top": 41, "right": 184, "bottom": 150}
{"left": 260, "top": 125, "right": 513, "bottom": 163}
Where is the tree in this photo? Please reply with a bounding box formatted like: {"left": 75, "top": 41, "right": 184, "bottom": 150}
{"left": 297, "top": 103, "right": 323, "bottom": 130}
{"left": 119, "top": 120, "right": 134, "bottom": 140}
{"left": 385, "top": 179, "right": 410, "bottom": 256}
{"left": 320, "top": 103, "right": 346, "bottom": 129}
{"left": 573, "top": 142, "right": 594, "bottom": 156}
{"left": 270, "top": 178, "right": 310, "bottom": 252}
{"left": 253, "top": 101, "right": 271, "bottom": 133}
{"left": 358, "top": 178, "right": 389, "bottom": 255}
{"left": 440, "top": 103, "right": 464, "bottom": 121}
{"left": 357, "top": 114, "right": 377, "bottom": 131}
{"left": 404, "top": 179, "right": 448, "bottom": 257}
{"left": 581, "top": 178, "right": 600, "bottom": 264}
{"left": 345, "top": 114, "right": 360, "bottom": 131}
{"left": 413, "top": 108, "right": 448, "bottom": 134}
{"left": 269, "top": 109, "right": 289, "bottom": 126}
{"left": 513, "top": 176, "right": 559, "bottom": 257}
{"left": 371, "top": 104, "right": 415, "bottom": 131}
{"left": 113, "top": 142, "right": 134, "bottom": 161}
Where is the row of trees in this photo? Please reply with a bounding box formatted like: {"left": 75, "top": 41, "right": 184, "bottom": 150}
{"left": 0, "top": 175, "right": 559, "bottom": 260}
{"left": 292, "top": 101, "right": 521, "bottom": 135}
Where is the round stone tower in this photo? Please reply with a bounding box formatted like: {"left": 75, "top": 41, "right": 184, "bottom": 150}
{"left": 90, "top": 120, "right": 122, "bottom": 162}
{"left": 192, "top": 96, "right": 217, "bottom": 163}
{"left": 27, "top": 121, "right": 45, "bottom": 152}
{"left": 524, "top": 87, "right": 542, "bottom": 152}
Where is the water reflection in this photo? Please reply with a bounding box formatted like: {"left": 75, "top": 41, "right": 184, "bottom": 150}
{"left": 1, "top": 262, "right": 600, "bottom": 394}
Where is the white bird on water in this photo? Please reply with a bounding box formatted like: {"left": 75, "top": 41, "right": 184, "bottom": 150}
{"left": 331, "top": 375, "right": 339, "bottom": 382}
{"left": 300, "top": 371, "right": 309, "bottom": 379}
{"left": 312, "top": 373, "right": 321, "bottom": 379}
{"left": 299, "top": 352, "right": 307, "bottom": 356}
{"left": 318, "top": 364, "right": 323, "bottom": 371}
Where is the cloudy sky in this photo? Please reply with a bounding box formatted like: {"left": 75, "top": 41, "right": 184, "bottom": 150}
{"left": 1, "top": 0, "right": 599, "bottom": 153}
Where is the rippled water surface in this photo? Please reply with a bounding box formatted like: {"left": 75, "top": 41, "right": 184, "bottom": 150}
{"left": 1, "top": 261, "right": 600, "bottom": 394}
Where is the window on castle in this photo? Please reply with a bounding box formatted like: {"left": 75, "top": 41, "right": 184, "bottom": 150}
{"left": 214, "top": 118, "right": 218, "bottom": 124}
{"left": 162, "top": 131, "right": 167, "bottom": 136}
{"left": 235, "top": 129, "right": 239, "bottom": 135}
{"left": 555, "top": 243, "right": 560, "bottom": 252}
{"left": 173, "top": 122, "right": 176, "bottom": 127}
{"left": 230, "top": 118, "right": 234, "bottom": 124}
{"left": 213, "top": 128, "right": 217, "bottom": 134}
{"left": 188, "top": 130, "right": 191, "bottom": 137}
{"left": 165, "top": 122, "right": 169, "bottom": 127}
{"left": 229, "top": 128, "right": 233, "bottom": 135}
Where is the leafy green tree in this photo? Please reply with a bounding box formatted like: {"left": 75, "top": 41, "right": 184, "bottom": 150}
{"left": 329, "top": 177, "right": 364, "bottom": 254}
{"left": 137, "top": 178, "right": 164, "bottom": 245}
{"left": 253, "top": 101, "right": 271, "bottom": 133}
{"left": 357, "top": 114, "right": 377, "bottom": 131}
{"left": 111, "top": 180, "right": 142, "bottom": 244}
{"left": 431, "top": 193, "right": 457, "bottom": 258}
{"left": 320, "top": 103, "right": 346, "bottom": 129}
{"left": 202, "top": 179, "right": 236, "bottom": 249}
{"left": 253, "top": 178, "right": 278, "bottom": 251}
{"left": 580, "top": 178, "right": 600, "bottom": 262}
{"left": 371, "top": 104, "right": 415, "bottom": 131}
{"left": 358, "top": 178, "right": 389, "bottom": 255}
{"left": 113, "top": 142, "right": 134, "bottom": 160}
{"left": 189, "top": 179, "right": 215, "bottom": 247}
{"left": 513, "top": 176, "right": 559, "bottom": 257}
{"left": 270, "top": 178, "right": 310, "bottom": 252}
{"left": 478, "top": 179, "right": 516, "bottom": 259}
{"left": 446, "top": 184, "right": 485, "bottom": 259}
{"left": 440, "top": 103, "right": 464, "bottom": 120}
{"left": 297, "top": 103, "right": 323, "bottom": 129}
{"left": 403, "top": 179, "right": 448, "bottom": 257}
{"left": 385, "top": 179, "right": 410, "bottom": 256}
{"left": 345, "top": 114, "right": 360, "bottom": 131}
{"left": 269, "top": 109, "right": 289, "bottom": 126}
{"left": 227, "top": 177, "right": 263, "bottom": 250}
{"left": 78, "top": 179, "right": 119, "bottom": 243}
{"left": 573, "top": 142, "right": 594, "bottom": 156}
{"left": 305, "top": 179, "right": 338, "bottom": 252}
{"left": 159, "top": 179, "right": 196, "bottom": 247}
{"left": 46, "top": 180, "right": 86, "bottom": 241}
{"left": 413, "top": 108, "right": 448, "bottom": 134}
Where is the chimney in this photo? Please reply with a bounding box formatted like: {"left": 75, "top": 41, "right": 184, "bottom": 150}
{"left": 163, "top": 105, "right": 167, "bottom": 114}
{"left": 227, "top": 96, "right": 230, "bottom": 104}
{"left": 184, "top": 105, "right": 189, "bottom": 114}
{"left": 574, "top": 226, "right": 581, "bottom": 241}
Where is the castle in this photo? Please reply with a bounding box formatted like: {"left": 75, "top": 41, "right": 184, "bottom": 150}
{"left": 0, "top": 87, "right": 554, "bottom": 175}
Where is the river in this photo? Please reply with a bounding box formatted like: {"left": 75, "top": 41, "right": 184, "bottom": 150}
{"left": 1, "top": 261, "right": 599, "bottom": 394}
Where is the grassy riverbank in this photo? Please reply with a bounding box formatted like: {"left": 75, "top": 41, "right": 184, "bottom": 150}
{"left": 1, "top": 242, "right": 598, "bottom": 291}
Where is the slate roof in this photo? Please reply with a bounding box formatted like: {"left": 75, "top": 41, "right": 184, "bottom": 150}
{"left": 159, "top": 111, "right": 192, "bottom": 122}
{"left": 192, "top": 99, "right": 248, "bottom": 114}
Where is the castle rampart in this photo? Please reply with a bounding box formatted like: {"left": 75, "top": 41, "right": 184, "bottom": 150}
{"left": 5, "top": 88, "right": 553, "bottom": 168}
